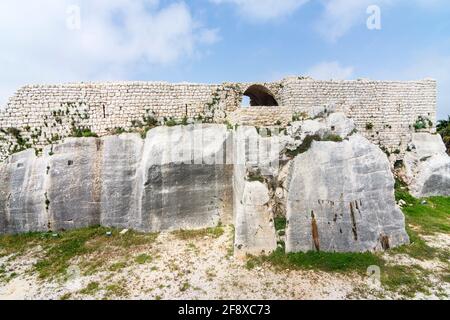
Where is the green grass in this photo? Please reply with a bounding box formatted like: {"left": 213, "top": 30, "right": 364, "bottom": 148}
{"left": 71, "top": 127, "right": 98, "bottom": 138}
{"left": 247, "top": 248, "right": 383, "bottom": 274}
{"left": 246, "top": 184, "right": 450, "bottom": 298}
{"left": 135, "top": 254, "right": 152, "bottom": 264}
{"left": 401, "top": 196, "right": 450, "bottom": 235}
{"left": 104, "top": 281, "right": 129, "bottom": 299}
{"left": 79, "top": 281, "right": 100, "bottom": 295}
{"left": 59, "top": 293, "right": 72, "bottom": 300}
{"left": 274, "top": 217, "right": 287, "bottom": 232}
{"left": 172, "top": 225, "right": 224, "bottom": 240}
{"left": 380, "top": 264, "right": 432, "bottom": 298}
{"left": 0, "top": 226, "right": 159, "bottom": 280}
{"left": 108, "top": 262, "right": 127, "bottom": 272}
{"left": 0, "top": 232, "right": 45, "bottom": 258}
{"left": 322, "top": 133, "right": 343, "bottom": 142}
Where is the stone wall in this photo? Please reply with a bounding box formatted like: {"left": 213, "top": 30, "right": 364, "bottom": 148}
{"left": 278, "top": 77, "right": 437, "bottom": 158}
{"left": 229, "top": 106, "right": 293, "bottom": 127}
{"left": 0, "top": 77, "right": 436, "bottom": 162}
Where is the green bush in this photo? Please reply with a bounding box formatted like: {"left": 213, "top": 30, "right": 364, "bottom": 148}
{"left": 71, "top": 127, "right": 98, "bottom": 138}
{"left": 437, "top": 116, "right": 449, "bottom": 155}
{"left": 413, "top": 116, "right": 433, "bottom": 131}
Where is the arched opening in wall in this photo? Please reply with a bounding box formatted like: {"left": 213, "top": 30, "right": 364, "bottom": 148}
{"left": 242, "top": 85, "right": 278, "bottom": 107}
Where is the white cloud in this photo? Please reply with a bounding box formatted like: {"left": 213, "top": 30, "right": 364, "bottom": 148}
{"left": 0, "top": 0, "right": 218, "bottom": 108}
{"left": 316, "top": 0, "right": 448, "bottom": 42}
{"left": 306, "top": 61, "right": 354, "bottom": 80}
{"left": 210, "top": 0, "right": 309, "bottom": 22}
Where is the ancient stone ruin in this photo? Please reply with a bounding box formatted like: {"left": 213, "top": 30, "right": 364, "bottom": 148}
{"left": 0, "top": 77, "right": 449, "bottom": 255}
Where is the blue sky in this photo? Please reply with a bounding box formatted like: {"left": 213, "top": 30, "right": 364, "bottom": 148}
{"left": 0, "top": 0, "right": 449, "bottom": 118}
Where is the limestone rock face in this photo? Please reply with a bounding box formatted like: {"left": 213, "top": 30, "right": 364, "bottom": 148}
{"left": 0, "top": 117, "right": 411, "bottom": 255}
{"left": 100, "top": 134, "right": 144, "bottom": 229}
{"left": 138, "top": 125, "right": 233, "bottom": 232}
{"left": 234, "top": 180, "right": 277, "bottom": 257}
{"left": 0, "top": 125, "right": 233, "bottom": 235}
{"left": 0, "top": 150, "right": 48, "bottom": 234}
{"left": 233, "top": 126, "right": 278, "bottom": 257}
{"left": 47, "top": 138, "right": 103, "bottom": 231}
{"left": 285, "top": 135, "right": 409, "bottom": 253}
{"left": 403, "top": 133, "right": 450, "bottom": 197}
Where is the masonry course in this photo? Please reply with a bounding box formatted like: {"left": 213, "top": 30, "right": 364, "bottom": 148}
{"left": 0, "top": 77, "right": 436, "bottom": 162}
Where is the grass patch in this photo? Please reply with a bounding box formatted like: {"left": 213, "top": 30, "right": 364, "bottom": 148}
{"left": 247, "top": 248, "right": 383, "bottom": 274}
{"left": 248, "top": 248, "right": 437, "bottom": 297}
{"left": 381, "top": 264, "right": 432, "bottom": 298}
{"left": 0, "top": 226, "right": 159, "bottom": 280}
{"left": 322, "top": 133, "right": 343, "bottom": 142}
{"left": 79, "top": 281, "right": 100, "bottom": 296}
{"left": 401, "top": 196, "right": 450, "bottom": 235}
{"left": 104, "top": 282, "right": 129, "bottom": 299}
{"left": 71, "top": 127, "right": 98, "bottom": 138}
{"left": 395, "top": 179, "right": 449, "bottom": 235}
{"left": 0, "top": 232, "right": 47, "bottom": 258}
{"left": 135, "top": 254, "right": 152, "bottom": 265}
{"left": 274, "top": 217, "right": 287, "bottom": 232}
{"left": 109, "top": 262, "right": 127, "bottom": 272}
{"left": 180, "top": 281, "right": 190, "bottom": 292}
{"left": 247, "top": 170, "right": 265, "bottom": 183}
{"left": 285, "top": 134, "right": 321, "bottom": 158}
{"left": 390, "top": 226, "right": 448, "bottom": 262}
{"left": 59, "top": 293, "right": 72, "bottom": 300}
{"left": 173, "top": 225, "right": 224, "bottom": 240}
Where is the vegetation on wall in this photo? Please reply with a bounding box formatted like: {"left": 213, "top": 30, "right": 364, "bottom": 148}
{"left": 413, "top": 116, "right": 433, "bottom": 131}
{"left": 437, "top": 116, "right": 450, "bottom": 155}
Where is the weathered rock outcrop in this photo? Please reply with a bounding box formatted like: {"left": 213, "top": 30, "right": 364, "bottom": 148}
{"left": 0, "top": 125, "right": 233, "bottom": 234}
{"left": 0, "top": 115, "right": 413, "bottom": 254}
{"left": 285, "top": 135, "right": 409, "bottom": 253}
{"left": 403, "top": 133, "right": 450, "bottom": 197}
{"left": 233, "top": 127, "right": 278, "bottom": 257}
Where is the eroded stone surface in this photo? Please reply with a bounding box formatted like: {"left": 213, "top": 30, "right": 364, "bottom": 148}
{"left": 285, "top": 135, "right": 409, "bottom": 253}
{"left": 0, "top": 116, "right": 413, "bottom": 255}
{"left": 404, "top": 133, "right": 450, "bottom": 197}
{"left": 0, "top": 125, "right": 233, "bottom": 235}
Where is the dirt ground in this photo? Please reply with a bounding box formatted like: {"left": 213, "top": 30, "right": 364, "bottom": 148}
{"left": 0, "top": 225, "right": 448, "bottom": 300}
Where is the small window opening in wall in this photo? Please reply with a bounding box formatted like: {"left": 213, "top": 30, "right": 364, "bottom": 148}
{"left": 103, "top": 105, "right": 106, "bottom": 118}
{"left": 331, "top": 126, "right": 336, "bottom": 131}
{"left": 17, "top": 163, "right": 24, "bottom": 168}
{"left": 241, "top": 96, "right": 251, "bottom": 108}
{"left": 242, "top": 85, "right": 279, "bottom": 107}
{"left": 68, "top": 160, "right": 74, "bottom": 166}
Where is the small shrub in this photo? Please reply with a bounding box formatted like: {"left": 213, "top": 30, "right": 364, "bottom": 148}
{"left": 165, "top": 118, "right": 178, "bottom": 127}
{"left": 322, "top": 133, "right": 343, "bottom": 142}
{"left": 71, "top": 127, "right": 98, "bottom": 138}
{"left": 111, "top": 127, "right": 126, "bottom": 135}
{"left": 292, "top": 112, "right": 308, "bottom": 122}
{"left": 413, "top": 116, "right": 433, "bottom": 131}
{"left": 285, "top": 134, "right": 321, "bottom": 158}
{"left": 143, "top": 115, "right": 158, "bottom": 128}
{"left": 274, "top": 217, "right": 287, "bottom": 231}
{"left": 365, "top": 122, "right": 374, "bottom": 130}
{"left": 247, "top": 169, "right": 265, "bottom": 183}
